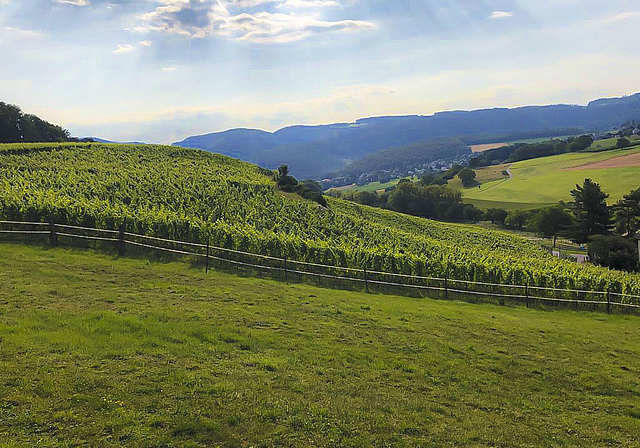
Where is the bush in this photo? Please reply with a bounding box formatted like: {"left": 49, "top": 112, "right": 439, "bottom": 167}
{"left": 617, "top": 138, "right": 631, "bottom": 149}
{"left": 486, "top": 208, "right": 508, "bottom": 226}
{"left": 588, "top": 235, "right": 638, "bottom": 272}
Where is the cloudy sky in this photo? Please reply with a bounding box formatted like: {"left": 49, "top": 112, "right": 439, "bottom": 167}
{"left": 1, "top": 0, "right": 639, "bottom": 143}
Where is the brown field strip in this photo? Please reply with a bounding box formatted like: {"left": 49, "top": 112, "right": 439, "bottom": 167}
{"left": 470, "top": 142, "right": 508, "bottom": 153}
{"left": 564, "top": 151, "right": 640, "bottom": 170}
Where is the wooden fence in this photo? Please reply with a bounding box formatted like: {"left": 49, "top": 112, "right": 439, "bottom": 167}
{"left": 1, "top": 219, "right": 639, "bottom": 315}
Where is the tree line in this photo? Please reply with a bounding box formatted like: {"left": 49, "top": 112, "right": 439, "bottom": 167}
{"left": 470, "top": 135, "right": 596, "bottom": 168}
{"left": 0, "top": 102, "right": 75, "bottom": 143}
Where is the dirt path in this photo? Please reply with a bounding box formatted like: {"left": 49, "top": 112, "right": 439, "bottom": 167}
{"left": 479, "top": 164, "right": 512, "bottom": 192}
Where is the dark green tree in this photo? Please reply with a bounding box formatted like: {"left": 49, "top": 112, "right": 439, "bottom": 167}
{"left": 505, "top": 209, "right": 529, "bottom": 229}
{"left": 617, "top": 138, "right": 631, "bottom": 149}
{"left": 530, "top": 206, "right": 573, "bottom": 248}
{"left": 486, "top": 208, "right": 508, "bottom": 226}
{"left": 588, "top": 235, "right": 639, "bottom": 272}
{"left": 614, "top": 187, "right": 640, "bottom": 235}
{"left": 569, "top": 179, "right": 611, "bottom": 243}
{"left": 457, "top": 168, "right": 476, "bottom": 187}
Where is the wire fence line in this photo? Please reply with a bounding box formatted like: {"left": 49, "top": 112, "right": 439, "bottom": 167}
{"left": 1, "top": 219, "right": 639, "bottom": 314}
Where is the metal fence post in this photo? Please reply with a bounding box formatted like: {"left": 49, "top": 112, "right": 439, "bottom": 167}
{"left": 48, "top": 216, "right": 58, "bottom": 247}
{"left": 118, "top": 223, "right": 125, "bottom": 256}
{"left": 607, "top": 290, "right": 611, "bottom": 314}
{"left": 525, "top": 283, "right": 529, "bottom": 308}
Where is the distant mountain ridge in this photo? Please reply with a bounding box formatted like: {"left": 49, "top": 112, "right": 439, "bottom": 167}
{"left": 173, "top": 92, "right": 640, "bottom": 179}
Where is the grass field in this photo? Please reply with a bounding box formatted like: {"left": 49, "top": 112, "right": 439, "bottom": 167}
{"left": 588, "top": 135, "right": 640, "bottom": 152}
{"left": 1, "top": 242, "right": 640, "bottom": 447}
{"left": 458, "top": 146, "right": 640, "bottom": 207}
{"left": 329, "top": 176, "right": 417, "bottom": 193}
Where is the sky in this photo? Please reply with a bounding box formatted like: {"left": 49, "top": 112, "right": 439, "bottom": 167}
{"left": 1, "top": 0, "right": 640, "bottom": 143}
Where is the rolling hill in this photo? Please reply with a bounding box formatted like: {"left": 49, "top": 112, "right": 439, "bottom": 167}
{"left": 337, "top": 137, "right": 471, "bottom": 177}
{"left": 1, "top": 242, "right": 639, "bottom": 447}
{"left": 452, "top": 145, "right": 640, "bottom": 209}
{"left": 172, "top": 92, "right": 640, "bottom": 179}
{"left": 2, "top": 142, "right": 640, "bottom": 295}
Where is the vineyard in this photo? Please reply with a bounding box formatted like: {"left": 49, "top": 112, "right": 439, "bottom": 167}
{"left": 2, "top": 142, "right": 640, "bottom": 299}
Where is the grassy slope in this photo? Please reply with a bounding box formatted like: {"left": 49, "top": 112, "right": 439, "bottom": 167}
{"left": 2, "top": 142, "right": 640, "bottom": 294}
{"left": 1, "top": 243, "right": 639, "bottom": 447}
{"left": 459, "top": 146, "right": 640, "bottom": 206}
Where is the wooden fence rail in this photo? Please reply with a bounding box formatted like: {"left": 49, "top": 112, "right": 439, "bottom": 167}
{"left": 1, "top": 219, "right": 639, "bottom": 315}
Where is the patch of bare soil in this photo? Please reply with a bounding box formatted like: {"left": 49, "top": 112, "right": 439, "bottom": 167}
{"left": 564, "top": 151, "right": 640, "bottom": 170}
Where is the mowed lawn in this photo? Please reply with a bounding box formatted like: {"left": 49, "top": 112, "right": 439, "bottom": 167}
{"left": 1, "top": 243, "right": 640, "bottom": 447}
{"left": 460, "top": 147, "right": 640, "bottom": 206}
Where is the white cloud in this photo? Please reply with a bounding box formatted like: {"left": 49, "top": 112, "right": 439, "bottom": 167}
{"left": 603, "top": 11, "right": 640, "bottom": 23}
{"left": 53, "top": 0, "right": 90, "bottom": 5}
{"left": 277, "top": 0, "right": 339, "bottom": 8}
{"left": 489, "top": 11, "right": 513, "bottom": 20}
{"left": 136, "top": 0, "right": 374, "bottom": 43}
{"left": 162, "top": 66, "right": 176, "bottom": 72}
{"left": 140, "top": 40, "right": 152, "bottom": 46}
{"left": 3, "top": 26, "right": 42, "bottom": 38}
{"left": 113, "top": 43, "right": 134, "bottom": 53}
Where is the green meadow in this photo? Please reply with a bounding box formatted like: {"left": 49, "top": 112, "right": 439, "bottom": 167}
{"left": 459, "top": 146, "right": 640, "bottom": 207}
{"left": 1, "top": 242, "right": 640, "bottom": 447}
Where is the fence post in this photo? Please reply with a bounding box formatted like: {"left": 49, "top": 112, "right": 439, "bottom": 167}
{"left": 118, "top": 223, "right": 125, "bottom": 256}
{"left": 283, "top": 257, "right": 288, "bottom": 284}
{"left": 48, "top": 216, "right": 58, "bottom": 247}
{"left": 205, "top": 240, "right": 210, "bottom": 273}
{"left": 525, "top": 283, "right": 529, "bottom": 308}
{"left": 363, "top": 267, "right": 369, "bottom": 294}
{"left": 444, "top": 274, "right": 448, "bottom": 300}
{"left": 606, "top": 290, "right": 611, "bottom": 314}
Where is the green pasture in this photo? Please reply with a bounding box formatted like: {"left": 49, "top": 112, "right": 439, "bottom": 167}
{"left": 334, "top": 176, "right": 417, "bottom": 193}
{"left": 1, "top": 242, "right": 640, "bottom": 447}
{"left": 588, "top": 135, "right": 640, "bottom": 152}
{"left": 459, "top": 146, "right": 640, "bottom": 207}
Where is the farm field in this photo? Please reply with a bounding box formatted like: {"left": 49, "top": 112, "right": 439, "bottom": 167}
{"left": 331, "top": 176, "right": 417, "bottom": 193}
{"left": 1, "top": 243, "right": 640, "bottom": 447}
{"left": 2, "top": 142, "right": 640, "bottom": 296}
{"left": 470, "top": 134, "right": 582, "bottom": 153}
{"left": 458, "top": 146, "right": 640, "bottom": 207}
{"left": 588, "top": 135, "right": 640, "bottom": 152}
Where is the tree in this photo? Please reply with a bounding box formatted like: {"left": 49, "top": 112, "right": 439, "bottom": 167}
{"left": 506, "top": 209, "right": 528, "bottom": 229}
{"left": 486, "top": 208, "right": 508, "bottom": 226}
{"left": 617, "top": 138, "right": 631, "bottom": 149}
{"left": 419, "top": 173, "right": 435, "bottom": 186}
{"left": 277, "top": 164, "right": 289, "bottom": 179}
{"left": 588, "top": 235, "right": 639, "bottom": 272}
{"left": 457, "top": 168, "right": 476, "bottom": 187}
{"left": 567, "top": 134, "right": 594, "bottom": 152}
{"left": 569, "top": 179, "right": 611, "bottom": 243}
{"left": 530, "top": 206, "right": 573, "bottom": 247}
{"left": 614, "top": 187, "right": 640, "bottom": 235}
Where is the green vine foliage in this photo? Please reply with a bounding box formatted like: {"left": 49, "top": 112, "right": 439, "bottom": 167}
{"left": 2, "top": 142, "right": 640, "bottom": 299}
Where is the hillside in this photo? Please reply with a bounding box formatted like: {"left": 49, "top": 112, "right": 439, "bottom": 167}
{"left": 1, "top": 243, "right": 639, "bottom": 447}
{"left": 455, "top": 146, "right": 640, "bottom": 209}
{"left": 2, "top": 142, "right": 640, "bottom": 295}
{"left": 0, "top": 101, "right": 71, "bottom": 143}
{"left": 172, "top": 92, "right": 640, "bottom": 179}
{"left": 337, "top": 137, "right": 471, "bottom": 178}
